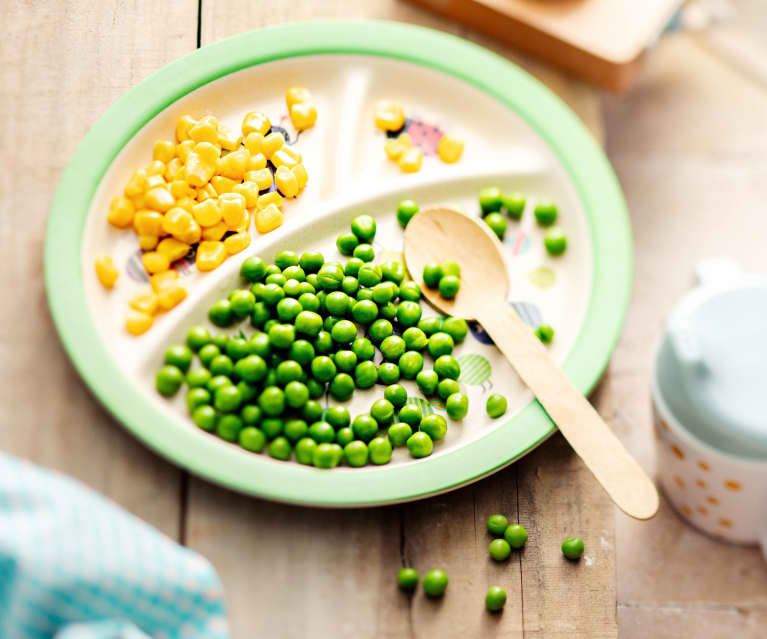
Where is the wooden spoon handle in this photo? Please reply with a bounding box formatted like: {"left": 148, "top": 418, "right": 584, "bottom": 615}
{"left": 478, "top": 303, "right": 659, "bottom": 520}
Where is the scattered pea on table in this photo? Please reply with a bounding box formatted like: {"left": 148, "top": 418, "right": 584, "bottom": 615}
{"left": 486, "top": 514, "right": 509, "bottom": 536}
{"left": 485, "top": 586, "right": 507, "bottom": 612}
{"left": 422, "top": 569, "right": 449, "bottom": 597}
{"left": 486, "top": 393, "right": 508, "bottom": 419}
{"left": 397, "top": 567, "right": 419, "bottom": 592}
{"left": 488, "top": 538, "right": 511, "bottom": 561}
{"left": 561, "top": 536, "right": 585, "bottom": 560}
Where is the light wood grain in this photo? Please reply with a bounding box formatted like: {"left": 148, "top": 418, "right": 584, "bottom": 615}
{"left": 0, "top": 0, "right": 197, "bottom": 535}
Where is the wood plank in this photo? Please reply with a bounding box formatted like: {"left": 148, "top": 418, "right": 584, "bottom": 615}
{"left": 0, "top": 0, "right": 198, "bottom": 537}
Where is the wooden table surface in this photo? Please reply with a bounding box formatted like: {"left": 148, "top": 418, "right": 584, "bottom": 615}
{"left": 3, "top": 1, "right": 766, "bottom": 637}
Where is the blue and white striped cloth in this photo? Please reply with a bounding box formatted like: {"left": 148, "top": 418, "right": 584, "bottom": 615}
{"left": 0, "top": 453, "right": 229, "bottom": 639}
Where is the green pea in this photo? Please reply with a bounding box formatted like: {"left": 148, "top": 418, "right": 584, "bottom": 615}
{"left": 186, "top": 367, "right": 211, "bottom": 388}
{"left": 186, "top": 326, "right": 211, "bottom": 352}
{"left": 336, "top": 427, "right": 355, "bottom": 447}
{"left": 344, "top": 440, "right": 369, "bottom": 467}
{"left": 381, "top": 261, "right": 405, "bottom": 284}
{"left": 241, "top": 404, "right": 262, "bottom": 426}
{"left": 380, "top": 301, "right": 397, "bottom": 321}
{"left": 534, "top": 201, "right": 557, "bottom": 226}
{"left": 398, "top": 281, "right": 421, "bottom": 302}
{"left": 260, "top": 417, "right": 283, "bottom": 440}
{"left": 504, "top": 524, "right": 528, "bottom": 548}
{"left": 314, "top": 330, "right": 333, "bottom": 354}
{"left": 370, "top": 399, "right": 395, "bottom": 426}
{"left": 295, "top": 437, "right": 318, "bottom": 465}
{"left": 441, "top": 317, "right": 468, "bottom": 343}
{"left": 263, "top": 369, "right": 278, "bottom": 388}
{"left": 216, "top": 414, "right": 243, "bottom": 441}
{"left": 288, "top": 340, "right": 315, "bottom": 366}
{"left": 397, "top": 199, "right": 419, "bottom": 228}
{"left": 274, "top": 360, "right": 301, "bottom": 385}
{"left": 236, "top": 381, "right": 256, "bottom": 403}
{"left": 428, "top": 332, "right": 454, "bottom": 358}
{"left": 238, "top": 426, "right": 266, "bottom": 452}
{"left": 416, "top": 370, "right": 439, "bottom": 396}
{"left": 485, "top": 586, "right": 507, "bottom": 612}
{"left": 208, "top": 299, "right": 234, "bottom": 327}
{"left": 356, "top": 287, "right": 373, "bottom": 302}
{"left": 352, "top": 337, "right": 375, "bottom": 361}
{"left": 367, "top": 319, "right": 393, "bottom": 344}
{"left": 333, "top": 349, "right": 358, "bottom": 373}
{"left": 479, "top": 186, "right": 503, "bottom": 214}
{"left": 267, "top": 436, "right": 291, "bottom": 460}
{"left": 419, "top": 414, "right": 447, "bottom": 441}
{"left": 186, "top": 388, "right": 211, "bottom": 413}
{"left": 484, "top": 212, "right": 507, "bottom": 240}
{"left": 422, "top": 262, "right": 443, "bottom": 289}
{"left": 268, "top": 323, "right": 295, "bottom": 349}
{"left": 329, "top": 373, "right": 355, "bottom": 401}
{"left": 380, "top": 335, "right": 406, "bottom": 361}
{"left": 265, "top": 263, "right": 282, "bottom": 276}
{"left": 357, "top": 264, "right": 382, "bottom": 287}
{"left": 388, "top": 422, "right": 413, "bottom": 447}
{"left": 354, "top": 360, "right": 378, "bottom": 389}
{"left": 350, "top": 214, "right": 376, "bottom": 242}
{"left": 544, "top": 226, "right": 567, "bottom": 256}
{"left": 302, "top": 400, "right": 324, "bottom": 423}
{"left": 225, "top": 337, "right": 250, "bottom": 361}
{"left": 535, "top": 324, "right": 555, "bottom": 343}
{"left": 439, "top": 275, "right": 460, "bottom": 299}
{"left": 275, "top": 297, "right": 301, "bottom": 323}
{"left": 214, "top": 385, "right": 242, "bottom": 413}
{"left": 368, "top": 436, "right": 393, "bottom": 465}
{"left": 323, "top": 315, "right": 341, "bottom": 333}
{"left": 305, "top": 273, "right": 320, "bottom": 288}
{"left": 502, "top": 192, "right": 526, "bottom": 219}
{"left": 258, "top": 386, "right": 285, "bottom": 416}
{"left": 325, "top": 405, "right": 351, "bottom": 430}
{"left": 422, "top": 569, "right": 448, "bottom": 597}
{"left": 487, "top": 514, "right": 509, "bottom": 536}
{"left": 418, "top": 317, "right": 443, "bottom": 336}
{"left": 486, "top": 394, "right": 508, "bottom": 418}
{"left": 439, "top": 261, "right": 459, "bottom": 279}
{"left": 283, "top": 266, "right": 305, "bottom": 283}
{"left": 282, "top": 278, "right": 302, "bottom": 297}
{"left": 372, "top": 281, "right": 397, "bottom": 304}
{"left": 265, "top": 273, "right": 287, "bottom": 287}
{"left": 398, "top": 351, "right": 424, "bottom": 380}
{"left": 193, "top": 405, "right": 217, "bottom": 431}
{"left": 284, "top": 381, "right": 309, "bottom": 409}
{"left": 446, "top": 392, "right": 469, "bottom": 420}
{"left": 344, "top": 257, "right": 363, "bottom": 277}
{"left": 309, "top": 355, "right": 335, "bottom": 383}
{"left": 353, "top": 243, "right": 375, "bottom": 263}
{"left": 299, "top": 250, "right": 324, "bottom": 273}
{"left": 398, "top": 405, "right": 422, "bottom": 428}
{"left": 397, "top": 566, "right": 419, "bottom": 591}
{"left": 377, "top": 362, "right": 400, "bottom": 385}
{"left": 308, "top": 420, "right": 335, "bottom": 443}
{"left": 331, "top": 319, "right": 357, "bottom": 345}
{"left": 317, "top": 262, "right": 344, "bottom": 290}
{"left": 248, "top": 332, "right": 271, "bottom": 358}
{"left": 407, "top": 431, "right": 434, "bottom": 458}
{"left": 206, "top": 375, "right": 232, "bottom": 394}
{"left": 274, "top": 250, "right": 299, "bottom": 269}
{"left": 156, "top": 365, "right": 183, "bottom": 397}
{"left": 293, "top": 310, "right": 322, "bottom": 337}
{"left": 298, "top": 293, "right": 320, "bottom": 313}
{"left": 241, "top": 256, "right": 267, "bottom": 282}
{"left": 251, "top": 301, "right": 271, "bottom": 327}
{"left": 396, "top": 301, "right": 422, "bottom": 328}
{"left": 341, "top": 276, "right": 359, "bottom": 296}
{"left": 313, "top": 442, "right": 342, "bottom": 468}
{"left": 322, "top": 291, "right": 348, "bottom": 317}
{"left": 384, "top": 384, "right": 408, "bottom": 408}
{"left": 230, "top": 290, "right": 256, "bottom": 318}
{"left": 401, "top": 327, "right": 427, "bottom": 352}
{"left": 489, "top": 538, "right": 511, "bottom": 561}
{"left": 561, "top": 536, "right": 584, "bottom": 560}
{"left": 352, "top": 299, "right": 378, "bottom": 325}
{"left": 437, "top": 379, "right": 458, "bottom": 402}
{"left": 434, "top": 354, "right": 460, "bottom": 380}
{"left": 163, "top": 345, "right": 192, "bottom": 372}
{"left": 351, "top": 414, "right": 379, "bottom": 442}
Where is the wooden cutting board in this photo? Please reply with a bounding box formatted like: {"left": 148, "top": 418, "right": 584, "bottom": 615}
{"left": 405, "top": 0, "right": 683, "bottom": 91}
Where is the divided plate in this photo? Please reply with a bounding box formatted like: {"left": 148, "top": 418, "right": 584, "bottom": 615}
{"left": 45, "top": 22, "right": 632, "bottom": 506}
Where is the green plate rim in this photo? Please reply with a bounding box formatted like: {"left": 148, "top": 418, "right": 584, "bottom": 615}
{"left": 44, "top": 20, "right": 632, "bottom": 506}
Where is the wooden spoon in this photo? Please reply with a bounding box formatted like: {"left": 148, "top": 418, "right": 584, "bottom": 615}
{"left": 403, "top": 207, "right": 659, "bottom": 520}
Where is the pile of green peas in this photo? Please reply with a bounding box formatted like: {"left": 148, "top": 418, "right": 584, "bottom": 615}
{"left": 421, "top": 260, "right": 461, "bottom": 300}
{"left": 155, "top": 215, "right": 474, "bottom": 469}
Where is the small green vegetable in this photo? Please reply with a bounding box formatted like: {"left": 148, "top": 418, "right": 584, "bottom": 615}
{"left": 397, "top": 567, "right": 419, "bottom": 591}
{"left": 486, "top": 514, "right": 508, "bottom": 536}
{"left": 422, "top": 262, "right": 443, "bottom": 289}
{"left": 438, "top": 275, "right": 460, "bottom": 299}
{"left": 479, "top": 186, "right": 503, "bottom": 214}
{"left": 486, "top": 394, "right": 508, "bottom": 419}
{"left": 488, "top": 539, "right": 511, "bottom": 561}
{"left": 505, "top": 524, "right": 528, "bottom": 549}
{"left": 534, "top": 201, "right": 558, "bottom": 226}
{"left": 561, "top": 536, "right": 584, "bottom": 560}
{"left": 350, "top": 215, "right": 377, "bottom": 242}
{"left": 397, "top": 199, "right": 419, "bottom": 228}
{"left": 407, "top": 431, "right": 434, "bottom": 458}
{"left": 502, "top": 192, "right": 526, "bottom": 220}
{"left": 544, "top": 227, "right": 567, "bottom": 256}
{"left": 422, "top": 569, "right": 448, "bottom": 597}
{"left": 535, "top": 324, "right": 555, "bottom": 343}
{"left": 156, "top": 365, "right": 183, "bottom": 397}
{"left": 484, "top": 212, "right": 507, "bottom": 240}
{"left": 485, "top": 586, "right": 507, "bottom": 612}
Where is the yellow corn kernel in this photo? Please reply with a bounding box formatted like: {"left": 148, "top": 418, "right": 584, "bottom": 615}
{"left": 189, "top": 122, "right": 219, "bottom": 145}
{"left": 94, "top": 255, "right": 119, "bottom": 289}
{"left": 398, "top": 147, "right": 423, "bottom": 173}
{"left": 157, "top": 237, "right": 191, "bottom": 263}
{"left": 375, "top": 101, "right": 406, "bottom": 132}
{"left": 125, "top": 309, "right": 153, "bottom": 336}
{"left": 168, "top": 180, "right": 189, "bottom": 199}
{"left": 130, "top": 289, "right": 159, "bottom": 315}
{"left": 164, "top": 157, "right": 184, "bottom": 182}
{"left": 184, "top": 153, "right": 214, "bottom": 187}
{"left": 271, "top": 147, "right": 301, "bottom": 169}
{"left": 196, "top": 241, "right": 227, "bottom": 271}
{"left": 274, "top": 165, "right": 299, "bottom": 198}
{"left": 145, "top": 174, "right": 166, "bottom": 190}
{"left": 199, "top": 114, "right": 219, "bottom": 129}
{"left": 175, "top": 114, "right": 198, "bottom": 142}
{"left": 196, "top": 183, "right": 217, "bottom": 202}
{"left": 163, "top": 208, "right": 201, "bottom": 245}
{"left": 157, "top": 283, "right": 187, "bottom": 311}
{"left": 175, "top": 196, "right": 196, "bottom": 212}
{"left": 291, "top": 164, "right": 308, "bottom": 191}
{"left": 245, "top": 168, "right": 273, "bottom": 191}
{"left": 142, "top": 251, "right": 170, "bottom": 275}
{"left": 124, "top": 169, "right": 148, "bottom": 197}
{"left": 437, "top": 134, "right": 464, "bottom": 164}
{"left": 138, "top": 234, "right": 159, "bottom": 251}
{"left": 247, "top": 153, "right": 267, "bottom": 171}
{"left": 176, "top": 140, "right": 195, "bottom": 163}
{"left": 107, "top": 196, "right": 135, "bottom": 228}
{"left": 257, "top": 191, "right": 283, "bottom": 210}
{"left": 233, "top": 182, "right": 259, "bottom": 208}
{"left": 153, "top": 140, "right": 176, "bottom": 163}
{"left": 289, "top": 101, "right": 317, "bottom": 131}
{"left": 133, "top": 210, "right": 164, "bottom": 236}
{"left": 146, "top": 160, "right": 166, "bottom": 176}
{"left": 242, "top": 111, "right": 270, "bottom": 137}
{"left": 243, "top": 132, "right": 264, "bottom": 155}
{"left": 255, "top": 203, "right": 283, "bottom": 234}
{"left": 217, "top": 124, "right": 241, "bottom": 151}
{"left": 397, "top": 132, "right": 412, "bottom": 147}
{"left": 224, "top": 232, "right": 251, "bottom": 255}
{"left": 145, "top": 187, "right": 174, "bottom": 212}
{"left": 129, "top": 193, "right": 146, "bottom": 210}
{"left": 150, "top": 270, "right": 178, "bottom": 293}
{"left": 210, "top": 175, "right": 236, "bottom": 195}
{"left": 236, "top": 210, "right": 251, "bottom": 233}
{"left": 195, "top": 141, "right": 221, "bottom": 163}
{"left": 384, "top": 133, "right": 412, "bottom": 161}
{"left": 219, "top": 192, "right": 247, "bottom": 230}
{"left": 217, "top": 148, "right": 249, "bottom": 181}
{"left": 192, "top": 199, "right": 222, "bottom": 227}
{"left": 286, "top": 86, "right": 313, "bottom": 109}
{"left": 262, "top": 132, "right": 285, "bottom": 158}
{"left": 201, "top": 221, "right": 227, "bottom": 241}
